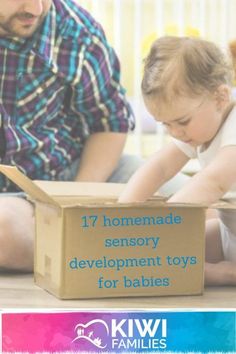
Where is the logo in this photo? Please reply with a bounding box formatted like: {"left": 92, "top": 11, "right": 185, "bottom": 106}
{"left": 72, "top": 319, "right": 109, "bottom": 349}
{"left": 72, "top": 317, "right": 167, "bottom": 351}
{"left": 111, "top": 318, "right": 167, "bottom": 350}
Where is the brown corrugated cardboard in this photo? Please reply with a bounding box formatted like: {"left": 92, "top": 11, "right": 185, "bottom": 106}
{"left": 0, "top": 164, "right": 206, "bottom": 299}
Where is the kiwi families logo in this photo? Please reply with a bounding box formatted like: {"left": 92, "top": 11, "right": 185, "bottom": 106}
{"left": 72, "top": 317, "right": 167, "bottom": 350}
{"left": 72, "top": 319, "right": 109, "bottom": 349}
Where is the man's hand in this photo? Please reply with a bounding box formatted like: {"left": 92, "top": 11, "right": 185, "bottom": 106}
{"left": 75, "top": 132, "right": 127, "bottom": 182}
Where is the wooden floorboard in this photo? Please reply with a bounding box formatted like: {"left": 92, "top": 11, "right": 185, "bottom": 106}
{"left": 0, "top": 273, "right": 236, "bottom": 309}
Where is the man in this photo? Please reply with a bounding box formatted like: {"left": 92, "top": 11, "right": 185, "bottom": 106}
{"left": 0, "top": 0, "right": 189, "bottom": 271}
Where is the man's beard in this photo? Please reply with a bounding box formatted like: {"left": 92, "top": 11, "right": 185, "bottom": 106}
{"left": 0, "top": 12, "right": 46, "bottom": 38}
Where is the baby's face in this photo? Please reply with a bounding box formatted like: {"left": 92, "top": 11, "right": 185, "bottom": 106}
{"left": 145, "top": 94, "right": 226, "bottom": 147}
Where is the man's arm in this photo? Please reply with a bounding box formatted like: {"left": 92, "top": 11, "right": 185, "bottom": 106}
{"left": 118, "top": 142, "right": 189, "bottom": 203}
{"left": 75, "top": 132, "right": 127, "bottom": 182}
{"left": 168, "top": 145, "right": 236, "bottom": 204}
{"left": 70, "top": 24, "right": 134, "bottom": 182}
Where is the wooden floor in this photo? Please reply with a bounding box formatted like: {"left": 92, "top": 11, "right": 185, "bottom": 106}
{"left": 0, "top": 272, "right": 236, "bottom": 309}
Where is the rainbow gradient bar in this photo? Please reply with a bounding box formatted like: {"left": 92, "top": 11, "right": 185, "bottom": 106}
{"left": 1, "top": 310, "right": 236, "bottom": 353}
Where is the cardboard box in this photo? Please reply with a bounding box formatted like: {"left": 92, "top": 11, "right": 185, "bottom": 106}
{"left": 0, "top": 165, "right": 206, "bottom": 299}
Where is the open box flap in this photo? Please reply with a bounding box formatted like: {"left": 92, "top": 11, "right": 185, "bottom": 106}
{"left": 0, "top": 164, "right": 59, "bottom": 207}
{"left": 211, "top": 200, "right": 236, "bottom": 209}
{"left": 32, "top": 181, "right": 169, "bottom": 207}
{"left": 33, "top": 180, "right": 126, "bottom": 197}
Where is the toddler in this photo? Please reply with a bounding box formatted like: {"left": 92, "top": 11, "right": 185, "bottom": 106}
{"left": 119, "top": 36, "right": 236, "bottom": 286}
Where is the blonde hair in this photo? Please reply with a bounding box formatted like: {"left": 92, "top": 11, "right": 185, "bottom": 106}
{"left": 142, "top": 36, "right": 234, "bottom": 104}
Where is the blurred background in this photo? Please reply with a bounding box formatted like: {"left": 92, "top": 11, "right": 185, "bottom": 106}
{"left": 78, "top": 0, "right": 236, "bottom": 168}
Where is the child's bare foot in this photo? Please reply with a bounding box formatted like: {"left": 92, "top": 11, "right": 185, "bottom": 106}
{"left": 205, "top": 261, "right": 236, "bottom": 286}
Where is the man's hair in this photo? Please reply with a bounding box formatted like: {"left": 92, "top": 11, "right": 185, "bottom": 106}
{"left": 142, "top": 36, "right": 234, "bottom": 104}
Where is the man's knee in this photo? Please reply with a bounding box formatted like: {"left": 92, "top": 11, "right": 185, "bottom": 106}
{"left": 0, "top": 197, "right": 35, "bottom": 271}
{"left": 107, "top": 154, "right": 144, "bottom": 183}
{"left": 158, "top": 172, "right": 190, "bottom": 197}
